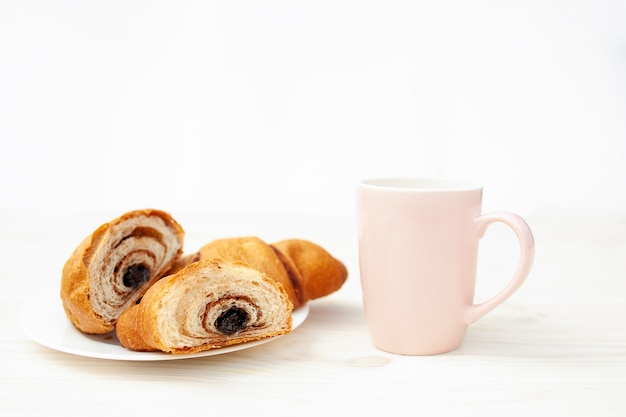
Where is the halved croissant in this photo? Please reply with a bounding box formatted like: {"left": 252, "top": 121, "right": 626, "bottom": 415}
{"left": 169, "top": 237, "right": 348, "bottom": 308}
{"left": 60, "top": 209, "right": 184, "bottom": 334}
{"left": 116, "top": 258, "right": 293, "bottom": 353}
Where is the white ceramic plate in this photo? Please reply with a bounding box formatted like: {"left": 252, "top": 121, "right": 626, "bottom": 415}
{"left": 20, "top": 295, "right": 309, "bottom": 361}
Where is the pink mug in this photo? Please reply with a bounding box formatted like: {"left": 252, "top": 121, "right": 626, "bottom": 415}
{"left": 357, "top": 177, "right": 535, "bottom": 355}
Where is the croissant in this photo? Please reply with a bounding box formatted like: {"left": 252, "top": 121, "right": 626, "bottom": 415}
{"left": 170, "top": 236, "right": 348, "bottom": 309}
{"left": 116, "top": 258, "right": 293, "bottom": 353}
{"left": 60, "top": 209, "right": 184, "bottom": 334}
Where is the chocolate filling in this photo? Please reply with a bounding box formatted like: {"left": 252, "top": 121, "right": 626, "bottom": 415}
{"left": 122, "top": 264, "right": 150, "bottom": 288}
{"left": 215, "top": 307, "right": 250, "bottom": 335}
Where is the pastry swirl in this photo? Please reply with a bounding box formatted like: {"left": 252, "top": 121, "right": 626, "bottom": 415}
{"left": 116, "top": 258, "right": 293, "bottom": 353}
{"left": 60, "top": 209, "right": 184, "bottom": 334}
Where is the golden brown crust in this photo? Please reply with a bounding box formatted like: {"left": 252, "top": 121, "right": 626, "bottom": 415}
{"left": 271, "top": 239, "right": 348, "bottom": 301}
{"left": 194, "top": 237, "right": 348, "bottom": 308}
{"left": 60, "top": 209, "right": 185, "bottom": 334}
{"left": 114, "top": 303, "right": 157, "bottom": 351}
{"left": 60, "top": 233, "right": 114, "bottom": 334}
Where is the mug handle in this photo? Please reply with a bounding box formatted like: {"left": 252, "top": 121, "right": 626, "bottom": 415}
{"left": 463, "top": 212, "right": 535, "bottom": 324}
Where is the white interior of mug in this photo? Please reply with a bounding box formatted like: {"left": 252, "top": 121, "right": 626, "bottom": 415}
{"left": 360, "top": 177, "right": 482, "bottom": 191}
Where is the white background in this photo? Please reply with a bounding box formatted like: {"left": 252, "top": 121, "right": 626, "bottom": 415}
{"left": 2, "top": 0, "right": 625, "bottom": 218}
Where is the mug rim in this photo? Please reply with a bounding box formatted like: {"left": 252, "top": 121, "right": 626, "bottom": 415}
{"left": 359, "top": 177, "right": 483, "bottom": 192}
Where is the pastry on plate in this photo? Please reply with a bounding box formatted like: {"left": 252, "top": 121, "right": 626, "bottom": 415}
{"left": 60, "top": 209, "right": 184, "bottom": 334}
{"left": 116, "top": 258, "right": 293, "bottom": 353}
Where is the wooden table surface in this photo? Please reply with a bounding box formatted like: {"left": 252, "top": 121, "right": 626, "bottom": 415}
{"left": 2, "top": 209, "right": 625, "bottom": 416}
